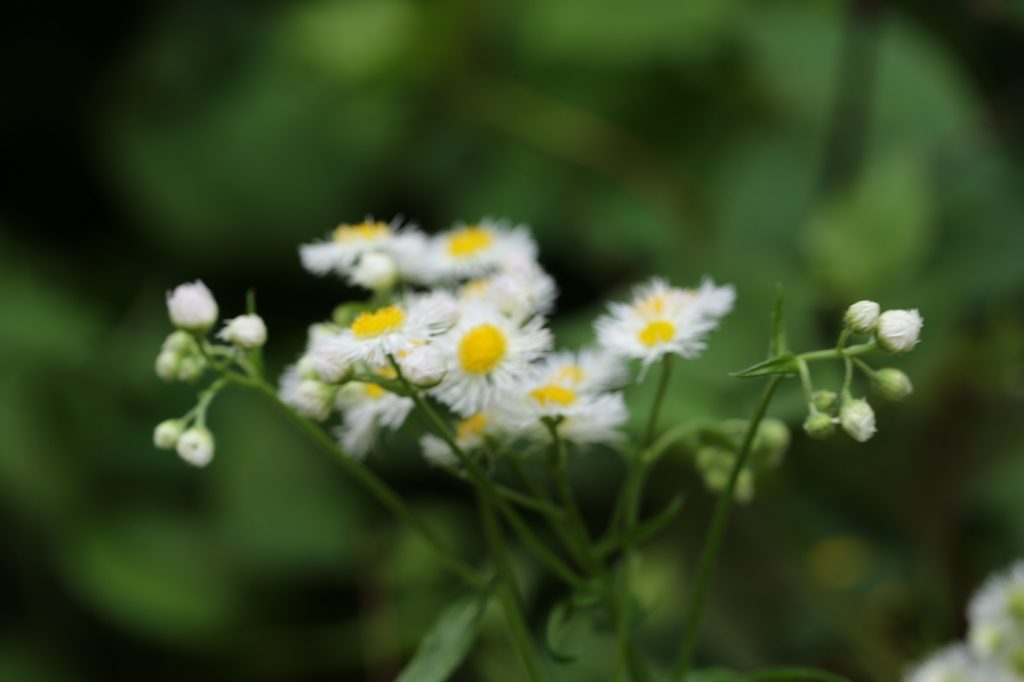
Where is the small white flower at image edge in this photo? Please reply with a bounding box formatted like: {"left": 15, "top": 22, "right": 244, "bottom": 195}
{"left": 167, "top": 281, "right": 219, "bottom": 332}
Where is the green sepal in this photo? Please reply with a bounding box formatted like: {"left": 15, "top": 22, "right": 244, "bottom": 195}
{"left": 730, "top": 353, "right": 798, "bottom": 378}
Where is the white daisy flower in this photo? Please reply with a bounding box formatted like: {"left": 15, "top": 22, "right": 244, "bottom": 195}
{"left": 430, "top": 304, "right": 552, "bottom": 416}
{"left": 389, "top": 229, "right": 434, "bottom": 284}
{"left": 969, "top": 561, "right": 1024, "bottom": 660}
{"left": 595, "top": 277, "right": 735, "bottom": 370}
{"left": 535, "top": 348, "right": 628, "bottom": 395}
{"left": 420, "top": 412, "right": 503, "bottom": 467}
{"left": 498, "top": 373, "right": 628, "bottom": 446}
{"left": 299, "top": 217, "right": 402, "bottom": 278}
{"left": 459, "top": 258, "right": 557, "bottom": 321}
{"left": 425, "top": 218, "right": 538, "bottom": 282}
{"left": 903, "top": 644, "right": 1009, "bottom": 682}
{"left": 334, "top": 378, "right": 414, "bottom": 459}
{"left": 328, "top": 297, "right": 452, "bottom": 367}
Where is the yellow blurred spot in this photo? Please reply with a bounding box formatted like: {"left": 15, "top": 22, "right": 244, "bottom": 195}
{"left": 351, "top": 305, "right": 404, "bottom": 338}
{"left": 807, "top": 536, "right": 871, "bottom": 590}
{"left": 448, "top": 226, "right": 493, "bottom": 257}
{"left": 458, "top": 324, "right": 506, "bottom": 373}
{"left": 333, "top": 220, "right": 390, "bottom": 242}
{"left": 530, "top": 384, "right": 577, "bottom": 407}
{"left": 457, "top": 414, "right": 488, "bottom": 441}
{"left": 639, "top": 320, "right": 675, "bottom": 346}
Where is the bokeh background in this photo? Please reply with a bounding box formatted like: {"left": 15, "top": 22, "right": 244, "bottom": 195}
{"left": 3, "top": 0, "right": 1024, "bottom": 680}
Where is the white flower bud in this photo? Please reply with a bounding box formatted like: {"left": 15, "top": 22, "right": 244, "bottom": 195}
{"left": 734, "top": 469, "right": 755, "bottom": 504}
{"left": 876, "top": 309, "right": 923, "bottom": 353}
{"left": 803, "top": 412, "right": 836, "bottom": 439}
{"left": 399, "top": 344, "right": 447, "bottom": 388}
{"left": 840, "top": 398, "right": 876, "bottom": 442}
{"left": 176, "top": 427, "right": 215, "bottom": 467}
{"left": 162, "top": 330, "right": 194, "bottom": 354}
{"left": 845, "top": 300, "right": 880, "bottom": 334}
{"left": 812, "top": 390, "right": 838, "bottom": 413}
{"left": 873, "top": 368, "right": 913, "bottom": 401}
{"left": 153, "top": 419, "right": 184, "bottom": 449}
{"left": 176, "top": 356, "right": 205, "bottom": 383}
{"left": 295, "top": 379, "right": 335, "bottom": 421}
{"left": 167, "top": 281, "right": 219, "bottom": 332}
{"left": 155, "top": 350, "right": 181, "bottom": 382}
{"left": 296, "top": 354, "right": 320, "bottom": 380}
{"left": 219, "top": 314, "right": 267, "bottom": 349}
{"left": 351, "top": 252, "right": 397, "bottom": 291}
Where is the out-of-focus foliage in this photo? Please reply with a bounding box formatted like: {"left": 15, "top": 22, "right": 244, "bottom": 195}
{"left": 2, "top": 0, "right": 1024, "bottom": 679}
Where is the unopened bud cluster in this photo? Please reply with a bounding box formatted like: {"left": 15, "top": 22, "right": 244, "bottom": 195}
{"left": 692, "top": 418, "right": 791, "bottom": 503}
{"left": 799, "top": 300, "right": 923, "bottom": 443}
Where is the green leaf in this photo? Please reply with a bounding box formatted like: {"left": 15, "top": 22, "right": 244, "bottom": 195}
{"left": 395, "top": 591, "right": 492, "bottom": 682}
{"left": 730, "top": 353, "right": 798, "bottom": 378}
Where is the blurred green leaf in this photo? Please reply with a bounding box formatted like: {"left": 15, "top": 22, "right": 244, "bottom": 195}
{"left": 395, "top": 590, "right": 492, "bottom": 682}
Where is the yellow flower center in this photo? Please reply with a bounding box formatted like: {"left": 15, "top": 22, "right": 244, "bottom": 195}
{"left": 365, "top": 383, "right": 386, "bottom": 400}
{"left": 639, "top": 320, "right": 675, "bottom": 346}
{"left": 458, "top": 324, "right": 507, "bottom": 373}
{"left": 457, "top": 414, "right": 488, "bottom": 441}
{"left": 530, "top": 384, "right": 577, "bottom": 407}
{"left": 351, "top": 305, "right": 404, "bottom": 338}
{"left": 636, "top": 295, "right": 666, "bottom": 317}
{"left": 463, "top": 277, "right": 491, "bottom": 297}
{"left": 333, "top": 221, "right": 390, "bottom": 243}
{"left": 556, "top": 365, "right": 584, "bottom": 385}
{"left": 447, "top": 226, "right": 493, "bottom": 257}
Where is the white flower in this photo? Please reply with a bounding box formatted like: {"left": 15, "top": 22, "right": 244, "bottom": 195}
{"left": 969, "top": 561, "right": 1024, "bottom": 660}
{"left": 218, "top": 314, "right": 267, "bottom": 349}
{"left": 350, "top": 252, "right": 397, "bottom": 291}
{"left": 334, "top": 379, "right": 414, "bottom": 459}
{"left": 328, "top": 297, "right": 453, "bottom": 367}
{"left": 497, "top": 373, "right": 629, "bottom": 446}
{"left": 280, "top": 365, "right": 336, "bottom": 421}
{"left": 424, "top": 219, "right": 538, "bottom": 282}
{"left": 595, "top": 277, "right": 735, "bottom": 370}
{"left": 407, "top": 290, "right": 461, "bottom": 329}
{"left": 535, "top": 348, "right": 628, "bottom": 395}
{"left": 167, "top": 281, "right": 218, "bottom": 332}
{"left": 389, "top": 229, "right": 434, "bottom": 284}
{"left": 399, "top": 344, "right": 447, "bottom": 388}
{"left": 305, "top": 325, "right": 353, "bottom": 384}
{"left": 153, "top": 419, "right": 184, "bottom": 449}
{"left": 846, "top": 300, "right": 881, "bottom": 333}
{"left": 430, "top": 304, "right": 553, "bottom": 416}
{"left": 840, "top": 398, "right": 876, "bottom": 442}
{"left": 299, "top": 217, "right": 402, "bottom": 277}
{"left": 420, "top": 413, "right": 501, "bottom": 466}
{"left": 903, "top": 645, "right": 1008, "bottom": 682}
{"left": 176, "top": 427, "right": 215, "bottom": 467}
{"left": 877, "top": 309, "right": 923, "bottom": 353}
{"left": 460, "top": 259, "right": 557, "bottom": 321}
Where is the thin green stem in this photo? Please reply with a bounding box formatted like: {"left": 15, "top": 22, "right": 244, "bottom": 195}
{"left": 479, "top": 491, "right": 545, "bottom": 682}
{"left": 796, "top": 358, "right": 815, "bottom": 406}
{"left": 841, "top": 356, "right": 854, "bottom": 399}
{"left": 642, "top": 356, "right": 674, "bottom": 450}
{"left": 673, "top": 375, "right": 784, "bottom": 682}
{"left": 799, "top": 341, "right": 876, "bottom": 363}
{"left": 495, "top": 483, "right": 566, "bottom": 519}
{"left": 227, "top": 374, "right": 486, "bottom": 590}
{"left": 852, "top": 357, "right": 876, "bottom": 380}
{"left": 835, "top": 328, "right": 850, "bottom": 352}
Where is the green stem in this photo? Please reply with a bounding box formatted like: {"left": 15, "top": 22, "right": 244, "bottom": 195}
{"left": 796, "top": 358, "right": 815, "bottom": 406}
{"left": 835, "top": 328, "right": 850, "bottom": 352}
{"left": 228, "top": 374, "right": 486, "bottom": 590}
{"left": 479, "top": 491, "right": 545, "bottom": 682}
{"left": 672, "top": 375, "right": 784, "bottom": 682}
{"left": 642, "top": 356, "right": 674, "bottom": 450}
{"left": 798, "top": 341, "right": 876, "bottom": 363}
{"left": 852, "top": 357, "right": 876, "bottom": 380}
{"left": 495, "top": 483, "right": 566, "bottom": 519}
{"left": 841, "top": 356, "right": 854, "bottom": 400}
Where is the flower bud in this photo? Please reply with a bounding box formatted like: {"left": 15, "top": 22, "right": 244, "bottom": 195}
{"left": 351, "top": 252, "right": 397, "bottom": 291}
{"left": 876, "top": 309, "right": 922, "bottom": 353}
{"left": 176, "top": 356, "right": 205, "bottom": 383}
{"left": 308, "top": 339, "right": 352, "bottom": 385}
{"left": 162, "top": 330, "right": 194, "bottom": 354}
{"left": 295, "top": 379, "right": 335, "bottom": 421}
{"left": 840, "top": 398, "right": 876, "bottom": 442}
{"left": 753, "top": 418, "right": 790, "bottom": 469}
{"left": 176, "top": 427, "right": 215, "bottom": 467}
{"left": 735, "top": 468, "right": 755, "bottom": 504}
{"left": 167, "top": 281, "right": 219, "bottom": 333}
{"left": 845, "top": 300, "right": 880, "bottom": 334}
{"left": 803, "top": 412, "right": 836, "bottom": 439}
{"left": 153, "top": 419, "right": 184, "bottom": 449}
{"left": 399, "top": 344, "right": 447, "bottom": 388}
{"left": 969, "top": 622, "right": 1006, "bottom": 659}
{"left": 219, "top": 314, "right": 267, "bottom": 349}
{"left": 155, "top": 350, "right": 181, "bottom": 382}
{"left": 813, "top": 390, "right": 838, "bottom": 413}
{"left": 873, "top": 368, "right": 913, "bottom": 401}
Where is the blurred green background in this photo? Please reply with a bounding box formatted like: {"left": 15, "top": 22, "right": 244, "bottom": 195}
{"left": 3, "top": 0, "right": 1024, "bottom": 679}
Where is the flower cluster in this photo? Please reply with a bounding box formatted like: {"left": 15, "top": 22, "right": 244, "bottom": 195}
{"left": 904, "top": 559, "right": 1024, "bottom": 682}
{"left": 800, "top": 300, "right": 923, "bottom": 443}
{"left": 280, "top": 217, "right": 736, "bottom": 460}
